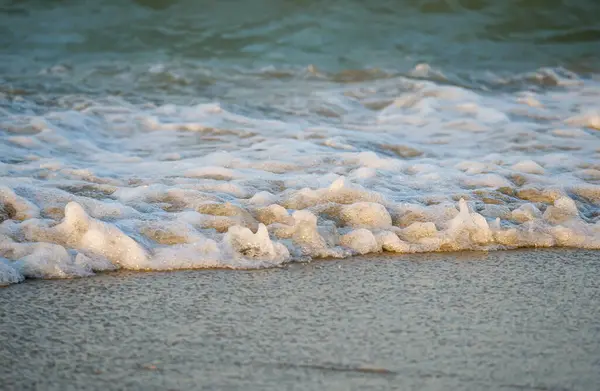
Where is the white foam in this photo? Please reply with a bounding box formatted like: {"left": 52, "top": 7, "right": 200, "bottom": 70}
{"left": 0, "top": 186, "right": 40, "bottom": 221}
{"left": 248, "top": 191, "right": 278, "bottom": 206}
{"left": 255, "top": 204, "right": 294, "bottom": 226}
{"left": 339, "top": 202, "right": 392, "bottom": 229}
{"left": 462, "top": 174, "right": 513, "bottom": 189}
{"left": 543, "top": 196, "right": 579, "bottom": 224}
{"left": 1, "top": 240, "right": 94, "bottom": 279}
{"left": 21, "top": 202, "right": 149, "bottom": 269}
{"left": 566, "top": 111, "right": 600, "bottom": 130}
{"left": 1, "top": 65, "right": 600, "bottom": 283}
{"left": 185, "top": 166, "right": 241, "bottom": 180}
{"left": 150, "top": 239, "right": 224, "bottom": 269}
{"left": 446, "top": 199, "right": 493, "bottom": 247}
{"left": 374, "top": 231, "right": 410, "bottom": 253}
{"left": 340, "top": 229, "right": 381, "bottom": 255}
{"left": 399, "top": 222, "right": 438, "bottom": 242}
{"left": 511, "top": 160, "right": 545, "bottom": 175}
{"left": 288, "top": 210, "right": 348, "bottom": 258}
{"left": 0, "top": 258, "right": 24, "bottom": 286}
{"left": 511, "top": 203, "right": 542, "bottom": 223}
{"left": 223, "top": 224, "right": 290, "bottom": 264}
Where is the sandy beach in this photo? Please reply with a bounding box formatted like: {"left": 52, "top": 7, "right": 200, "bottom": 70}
{"left": 2, "top": 249, "right": 599, "bottom": 391}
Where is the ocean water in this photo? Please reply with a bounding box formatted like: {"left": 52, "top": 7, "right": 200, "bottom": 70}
{"left": 1, "top": 0, "right": 600, "bottom": 283}
{"left": 1, "top": 250, "right": 600, "bottom": 391}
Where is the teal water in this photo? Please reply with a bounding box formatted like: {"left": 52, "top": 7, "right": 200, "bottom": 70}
{"left": 2, "top": 0, "right": 600, "bottom": 98}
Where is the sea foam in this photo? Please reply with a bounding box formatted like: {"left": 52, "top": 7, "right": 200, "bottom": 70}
{"left": 1, "top": 67, "right": 600, "bottom": 285}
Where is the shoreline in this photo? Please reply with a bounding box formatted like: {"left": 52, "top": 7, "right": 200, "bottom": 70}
{"left": 2, "top": 248, "right": 599, "bottom": 391}
{"left": 3, "top": 247, "right": 599, "bottom": 287}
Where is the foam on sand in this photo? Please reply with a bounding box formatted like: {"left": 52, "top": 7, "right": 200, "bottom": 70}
{"left": 1, "top": 64, "right": 600, "bottom": 285}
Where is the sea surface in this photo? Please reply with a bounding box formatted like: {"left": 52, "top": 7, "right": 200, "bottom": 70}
{"left": 1, "top": 1, "right": 600, "bottom": 279}
{"left": 2, "top": 250, "right": 600, "bottom": 391}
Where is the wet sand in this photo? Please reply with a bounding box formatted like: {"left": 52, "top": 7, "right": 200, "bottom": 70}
{"left": 1, "top": 249, "right": 599, "bottom": 391}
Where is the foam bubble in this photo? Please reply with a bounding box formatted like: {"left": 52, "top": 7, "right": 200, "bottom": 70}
{"left": 374, "top": 231, "right": 410, "bottom": 253}
{"left": 0, "top": 187, "right": 40, "bottom": 221}
{"left": 446, "top": 199, "right": 493, "bottom": 246}
{"left": 340, "top": 229, "right": 381, "bottom": 255}
{"left": 255, "top": 204, "right": 294, "bottom": 226}
{"left": 223, "top": 224, "right": 290, "bottom": 264}
{"left": 400, "top": 222, "right": 438, "bottom": 242}
{"left": 511, "top": 203, "right": 542, "bottom": 223}
{"left": 511, "top": 160, "right": 545, "bottom": 175}
{"left": 543, "top": 196, "right": 579, "bottom": 224}
{"left": 339, "top": 202, "right": 392, "bottom": 229}
{"left": 288, "top": 210, "right": 348, "bottom": 258}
